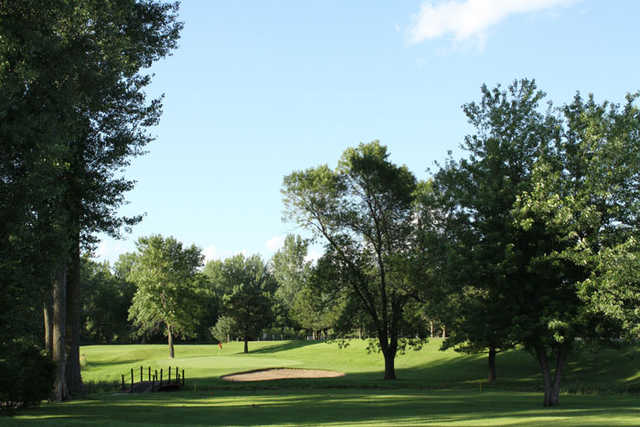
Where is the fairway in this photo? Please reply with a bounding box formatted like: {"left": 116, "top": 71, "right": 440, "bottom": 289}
{"left": 8, "top": 340, "right": 640, "bottom": 425}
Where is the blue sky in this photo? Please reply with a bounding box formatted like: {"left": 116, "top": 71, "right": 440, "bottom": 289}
{"left": 96, "top": 0, "right": 640, "bottom": 265}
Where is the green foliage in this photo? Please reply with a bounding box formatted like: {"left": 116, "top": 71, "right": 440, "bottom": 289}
{"left": 128, "top": 235, "right": 205, "bottom": 355}
{"left": 213, "top": 254, "right": 274, "bottom": 352}
{"left": 0, "top": 343, "right": 55, "bottom": 411}
{"left": 282, "top": 141, "right": 425, "bottom": 379}
{"left": 209, "top": 316, "right": 236, "bottom": 343}
{"left": 515, "top": 91, "right": 640, "bottom": 341}
{"left": 271, "top": 234, "right": 342, "bottom": 333}
{"left": 0, "top": 0, "right": 182, "bottom": 397}
{"left": 80, "top": 257, "right": 135, "bottom": 344}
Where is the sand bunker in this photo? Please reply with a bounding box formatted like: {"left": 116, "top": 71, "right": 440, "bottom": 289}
{"left": 221, "top": 368, "right": 345, "bottom": 382}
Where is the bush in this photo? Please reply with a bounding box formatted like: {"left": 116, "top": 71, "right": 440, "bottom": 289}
{"left": 0, "top": 344, "right": 56, "bottom": 413}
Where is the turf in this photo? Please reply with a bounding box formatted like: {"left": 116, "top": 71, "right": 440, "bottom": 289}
{"left": 7, "top": 339, "right": 640, "bottom": 425}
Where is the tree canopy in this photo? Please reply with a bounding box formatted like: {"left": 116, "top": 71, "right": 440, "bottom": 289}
{"left": 282, "top": 141, "right": 426, "bottom": 380}
{"left": 128, "top": 235, "right": 204, "bottom": 359}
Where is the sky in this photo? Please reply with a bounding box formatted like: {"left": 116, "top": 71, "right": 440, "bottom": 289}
{"left": 95, "top": 0, "right": 640, "bottom": 266}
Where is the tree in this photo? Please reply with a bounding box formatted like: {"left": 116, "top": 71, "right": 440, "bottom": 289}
{"left": 437, "top": 79, "right": 636, "bottom": 406}
{"left": 271, "top": 234, "right": 342, "bottom": 338}
{"left": 128, "top": 235, "right": 204, "bottom": 358}
{"left": 0, "top": 0, "right": 182, "bottom": 399}
{"left": 80, "top": 257, "right": 135, "bottom": 344}
{"left": 210, "top": 316, "right": 236, "bottom": 343}
{"left": 282, "top": 141, "right": 423, "bottom": 380}
{"left": 506, "top": 89, "right": 640, "bottom": 406}
{"left": 435, "top": 79, "right": 576, "bottom": 405}
{"left": 209, "top": 254, "right": 274, "bottom": 353}
{"left": 559, "top": 92, "right": 640, "bottom": 339}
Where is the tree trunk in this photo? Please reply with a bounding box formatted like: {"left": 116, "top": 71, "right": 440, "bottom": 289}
{"left": 44, "top": 290, "right": 53, "bottom": 355}
{"left": 383, "top": 348, "right": 396, "bottom": 380}
{"left": 535, "top": 344, "right": 569, "bottom": 407}
{"left": 52, "top": 266, "right": 69, "bottom": 401}
{"left": 65, "top": 237, "right": 82, "bottom": 394}
{"left": 244, "top": 336, "right": 249, "bottom": 353}
{"left": 488, "top": 345, "right": 497, "bottom": 384}
{"left": 550, "top": 344, "right": 569, "bottom": 406}
{"left": 429, "top": 321, "right": 434, "bottom": 338}
{"left": 536, "top": 346, "right": 553, "bottom": 407}
{"left": 168, "top": 325, "right": 175, "bottom": 358}
{"left": 441, "top": 325, "right": 446, "bottom": 338}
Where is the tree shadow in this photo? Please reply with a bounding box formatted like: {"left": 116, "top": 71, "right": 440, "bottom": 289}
{"left": 245, "top": 340, "right": 319, "bottom": 354}
{"left": 11, "top": 389, "right": 640, "bottom": 426}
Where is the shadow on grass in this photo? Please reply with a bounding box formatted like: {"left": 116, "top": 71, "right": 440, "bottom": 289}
{"left": 84, "top": 359, "right": 142, "bottom": 368}
{"left": 245, "top": 340, "right": 318, "bottom": 354}
{"left": 9, "top": 389, "right": 640, "bottom": 426}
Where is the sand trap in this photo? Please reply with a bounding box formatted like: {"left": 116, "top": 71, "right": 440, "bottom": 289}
{"left": 221, "top": 368, "right": 345, "bottom": 382}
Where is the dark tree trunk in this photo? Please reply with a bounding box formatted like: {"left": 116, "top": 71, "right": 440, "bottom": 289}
{"left": 52, "top": 266, "right": 69, "bottom": 401}
{"left": 550, "top": 344, "right": 569, "bottom": 406}
{"left": 383, "top": 348, "right": 396, "bottom": 380}
{"left": 65, "top": 237, "right": 82, "bottom": 394}
{"left": 244, "top": 336, "right": 249, "bottom": 353}
{"left": 44, "top": 290, "right": 53, "bottom": 355}
{"left": 535, "top": 344, "right": 569, "bottom": 407}
{"left": 168, "top": 325, "right": 175, "bottom": 359}
{"left": 488, "top": 345, "right": 497, "bottom": 384}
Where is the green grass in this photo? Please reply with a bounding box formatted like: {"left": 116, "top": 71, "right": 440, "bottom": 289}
{"left": 7, "top": 339, "right": 640, "bottom": 425}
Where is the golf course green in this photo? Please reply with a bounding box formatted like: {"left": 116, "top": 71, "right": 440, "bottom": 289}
{"left": 7, "top": 339, "right": 640, "bottom": 425}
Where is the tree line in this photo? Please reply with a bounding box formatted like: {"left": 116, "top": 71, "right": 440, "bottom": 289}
{"left": 75, "top": 234, "right": 341, "bottom": 356}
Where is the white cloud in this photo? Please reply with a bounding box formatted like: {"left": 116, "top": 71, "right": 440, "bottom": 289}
{"left": 265, "top": 235, "right": 286, "bottom": 252}
{"left": 407, "top": 0, "right": 577, "bottom": 47}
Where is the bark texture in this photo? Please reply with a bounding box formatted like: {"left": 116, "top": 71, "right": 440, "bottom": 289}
{"left": 65, "top": 238, "right": 82, "bottom": 394}
{"left": 43, "top": 291, "right": 53, "bottom": 355}
{"left": 52, "top": 267, "right": 69, "bottom": 401}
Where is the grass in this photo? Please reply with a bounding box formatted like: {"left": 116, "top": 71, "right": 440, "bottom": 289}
{"left": 6, "top": 339, "right": 640, "bottom": 425}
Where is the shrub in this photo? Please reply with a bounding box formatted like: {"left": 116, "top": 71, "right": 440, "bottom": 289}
{"left": 0, "top": 344, "right": 56, "bottom": 413}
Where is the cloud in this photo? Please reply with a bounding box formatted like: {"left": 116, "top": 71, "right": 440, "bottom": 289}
{"left": 407, "top": 0, "right": 577, "bottom": 46}
{"left": 265, "top": 235, "right": 286, "bottom": 252}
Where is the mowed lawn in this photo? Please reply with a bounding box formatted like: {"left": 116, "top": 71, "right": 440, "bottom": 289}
{"left": 7, "top": 339, "right": 640, "bottom": 426}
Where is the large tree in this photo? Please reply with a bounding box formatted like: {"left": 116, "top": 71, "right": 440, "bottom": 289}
{"left": 435, "top": 80, "right": 574, "bottom": 405}
{"left": 282, "top": 141, "right": 423, "bottom": 380}
{"left": 128, "top": 235, "right": 205, "bottom": 358}
{"left": 437, "top": 79, "right": 634, "bottom": 406}
{"left": 0, "top": 0, "right": 182, "bottom": 399}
